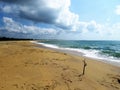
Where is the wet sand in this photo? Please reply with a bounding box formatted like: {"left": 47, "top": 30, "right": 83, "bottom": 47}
{"left": 0, "top": 41, "right": 120, "bottom": 90}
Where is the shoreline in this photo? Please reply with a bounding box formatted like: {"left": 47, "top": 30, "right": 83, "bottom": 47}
{"left": 33, "top": 41, "right": 120, "bottom": 67}
{"left": 0, "top": 41, "right": 120, "bottom": 90}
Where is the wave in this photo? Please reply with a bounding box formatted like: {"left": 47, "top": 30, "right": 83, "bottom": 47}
{"left": 101, "top": 50, "right": 120, "bottom": 58}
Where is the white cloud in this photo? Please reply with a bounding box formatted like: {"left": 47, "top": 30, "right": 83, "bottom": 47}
{"left": 2, "top": 5, "right": 12, "bottom": 13}
{"left": 1, "top": 5, "right": 19, "bottom": 14}
{"left": 77, "top": 20, "right": 103, "bottom": 34}
{"left": 74, "top": 20, "right": 120, "bottom": 40}
{"left": 115, "top": 5, "right": 120, "bottom": 15}
{"left": 3, "top": 17, "right": 24, "bottom": 33}
{"left": 2, "top": 17, "right": 58, "bottom": 38}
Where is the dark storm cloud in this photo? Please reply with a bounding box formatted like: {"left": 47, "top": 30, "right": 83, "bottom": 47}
{"left": 19, "top": 8, "right": 58, "bottom": 24}
{"left": 1, "top": 0, "right": 59, "bottom": 26}
{"left": 1, "top": 0, "right": 34, "bottom": 4}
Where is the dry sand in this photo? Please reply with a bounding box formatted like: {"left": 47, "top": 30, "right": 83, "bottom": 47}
{"left": 0, "top": 41, "right": 120, "bottom": 90}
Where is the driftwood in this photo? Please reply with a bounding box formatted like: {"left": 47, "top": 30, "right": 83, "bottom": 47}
{"left": 82, "top": 59, "right": 87, "bottom": 75}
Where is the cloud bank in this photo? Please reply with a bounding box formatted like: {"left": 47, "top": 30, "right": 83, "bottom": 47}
{"left": 0, "top": 0, "right": 120, "bottom": 40}
{"left": 1, "top": 16, "right": 120, "bottom": 40}
{"left": 0, "top": 17, "right": 58, "bottom": 39}
{"left": 1, "top": 0, "right": 79, "bottom": 31}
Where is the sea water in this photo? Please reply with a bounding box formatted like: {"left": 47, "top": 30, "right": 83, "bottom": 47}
{"left": 35, "top": 40, "right": 120, "bottom": 66}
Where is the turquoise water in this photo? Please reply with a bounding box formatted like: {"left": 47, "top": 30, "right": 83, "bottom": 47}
{"left": 37, "top": 40, "right": 120, "bottom": 63}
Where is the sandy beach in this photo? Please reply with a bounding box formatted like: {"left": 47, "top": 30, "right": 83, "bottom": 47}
{"left": 0, "top": 41, "right": 120, "bottom": 90}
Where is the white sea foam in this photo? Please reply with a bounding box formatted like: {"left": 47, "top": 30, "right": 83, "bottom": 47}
{"left": 31, "top": 41, "right": 58, "bottom": 48}
{"left": 38, "top": 42, "right": 59, "bottom": 49}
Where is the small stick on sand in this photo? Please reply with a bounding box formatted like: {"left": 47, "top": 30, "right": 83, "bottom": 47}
{"left": 82, "top": 59, "right": 87, "bottom": 75}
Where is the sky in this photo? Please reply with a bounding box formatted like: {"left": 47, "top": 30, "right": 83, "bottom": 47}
{"left": 0, "top": 0, "right": 120, "bottom": 40}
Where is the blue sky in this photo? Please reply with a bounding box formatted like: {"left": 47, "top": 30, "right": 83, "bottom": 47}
{"left": 71, "top": 0, "right": 120, "bottom": 23}
{"left": 0, "top": 0, "right": 120, "bottom": 40}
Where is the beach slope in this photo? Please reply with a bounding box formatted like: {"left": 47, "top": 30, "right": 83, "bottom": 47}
{"left": 0, "top": 41, "right": 120, "bottom": 90}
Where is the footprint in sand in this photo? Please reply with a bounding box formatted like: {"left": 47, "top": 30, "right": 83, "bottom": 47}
{"left": 12, "top": 80, "right": 60, "bottom": 90}
{"left": 98, "top": 74, "right": 120, "bottom": 89}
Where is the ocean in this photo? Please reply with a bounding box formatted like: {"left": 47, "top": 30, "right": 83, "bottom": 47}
{"left": 35, "top": 40, "right": 120, "bottom": 66}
